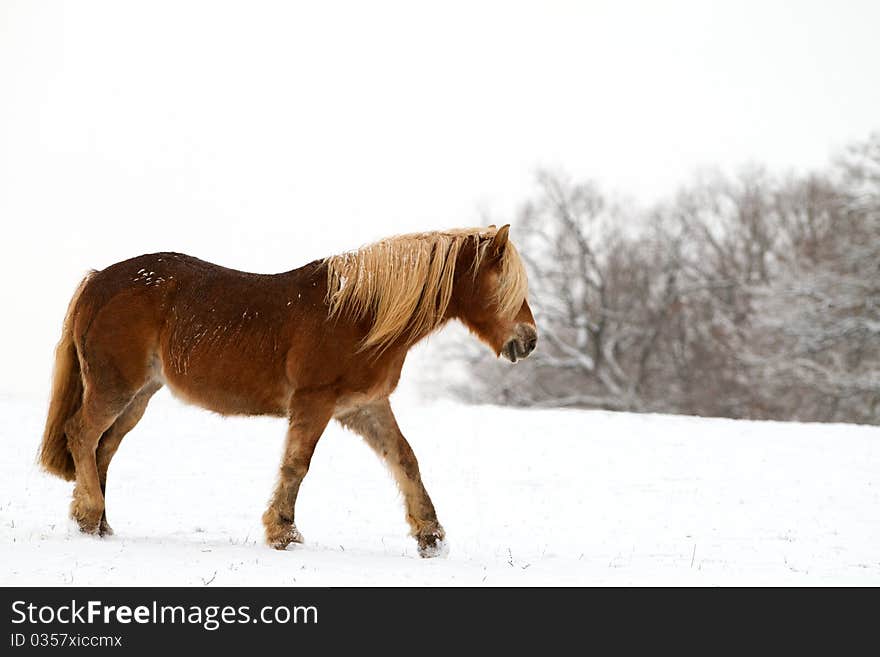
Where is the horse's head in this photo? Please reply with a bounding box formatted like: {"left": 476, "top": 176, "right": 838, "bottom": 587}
{"left": 455, "top": 225, "right": 537, "bottom": 363}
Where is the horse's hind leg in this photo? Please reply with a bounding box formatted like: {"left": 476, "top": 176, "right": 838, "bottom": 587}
{"left": 65, "top": 387, "right": 130, "bottom": 535}
{"left": 95, "top": 383, "right": 162, "bottom": 535}
{"left": 336, "top": 398, "right": 445, "bottom": 557}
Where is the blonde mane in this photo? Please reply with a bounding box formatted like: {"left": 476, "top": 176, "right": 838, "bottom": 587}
{"left": 324, "top": 226, "right": 528, "bottom": 351}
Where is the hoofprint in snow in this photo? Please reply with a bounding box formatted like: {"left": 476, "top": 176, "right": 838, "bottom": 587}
{"left": 1, "top": 390, "right": 878, "bottom": 586}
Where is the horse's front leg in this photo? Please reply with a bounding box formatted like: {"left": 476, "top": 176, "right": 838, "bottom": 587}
{"left": 336, "top": 398, "right": 446, "bottom": 557}
{"left": 263, "top": 394, "right": 334, "bottom": 550}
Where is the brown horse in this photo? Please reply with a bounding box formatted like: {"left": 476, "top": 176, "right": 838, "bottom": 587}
{"left": 38, "top": 225, "right": 537, "bottom": 557}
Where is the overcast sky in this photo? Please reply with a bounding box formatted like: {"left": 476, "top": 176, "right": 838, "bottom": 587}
{"left": 2, "top": 0, "right": 879, "bottom": 395}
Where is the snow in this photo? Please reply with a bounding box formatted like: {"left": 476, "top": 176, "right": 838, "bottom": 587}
{"left": 1, "top": 389, "right": 878, "bottom": 586}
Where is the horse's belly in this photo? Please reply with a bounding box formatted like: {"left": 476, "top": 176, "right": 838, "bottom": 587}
{"left": 159, "top": 352, "right": 289, "bottom": 417}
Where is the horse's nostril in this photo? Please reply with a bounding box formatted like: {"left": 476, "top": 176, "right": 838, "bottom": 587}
{"left": 525, "top": 336, "right": 537, "bottom": 353}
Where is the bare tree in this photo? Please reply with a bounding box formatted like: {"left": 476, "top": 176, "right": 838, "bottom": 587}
{"left": 449, "top": 171, "right": 681, "bottom": 411}
{"left": 737, "top": 134, "right": 880, "bottom": 422}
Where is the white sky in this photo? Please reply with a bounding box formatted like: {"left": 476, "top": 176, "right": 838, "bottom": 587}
{"left": 2, "top": 0, "right": 879, "bottom": 395}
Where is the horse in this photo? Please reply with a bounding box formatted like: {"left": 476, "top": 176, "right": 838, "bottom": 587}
{"left": 38, "top": 224, "right": 537, "bottom": 557}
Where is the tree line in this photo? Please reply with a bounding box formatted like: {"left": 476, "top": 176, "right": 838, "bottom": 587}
{"left": 446, "top": 134, "right": 880, "bottom": 424}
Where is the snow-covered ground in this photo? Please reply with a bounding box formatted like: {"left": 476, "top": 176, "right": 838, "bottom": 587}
{"left": 2, "top": 388, "right": 878, "bottom": 586}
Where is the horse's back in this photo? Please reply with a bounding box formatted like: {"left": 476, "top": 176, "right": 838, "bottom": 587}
{"left": 72, "top": 253, "right": 327, "bottom": 416}
{"left": 69, "top": 250, "right": 403, "bottom": 418}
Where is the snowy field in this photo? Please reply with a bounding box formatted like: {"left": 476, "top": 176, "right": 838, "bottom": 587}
{"left": 2, "top": 388, "right": 879, "bottom": 586}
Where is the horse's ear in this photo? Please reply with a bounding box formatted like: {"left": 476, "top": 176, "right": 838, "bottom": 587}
{"left": 488, "top": 224, "right": 510, "bottom": 260}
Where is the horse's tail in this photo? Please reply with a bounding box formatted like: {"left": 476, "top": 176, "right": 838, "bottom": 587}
{"left": 39, "top": 271, "right": 94, "bottom": 481}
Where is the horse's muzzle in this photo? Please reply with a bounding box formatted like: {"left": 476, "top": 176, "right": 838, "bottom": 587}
{"left": 501, "top": 324, "right": 538, "bottom": 363}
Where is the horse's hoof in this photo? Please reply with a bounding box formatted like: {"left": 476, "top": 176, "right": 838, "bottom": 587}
{"left": 416, "top": 526, "right": 448, "bottom": 558}
{"left": 70, "top": 502, "right": 102, "bottom": 535}
{"left": 99, "top": 518, "right": 114, "bottom": 537}
{"left": 74, "top": 518, "right": 101, "bottom": 535}
{"left": 267, "top": 525, "right": 305, "bottom": 550}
